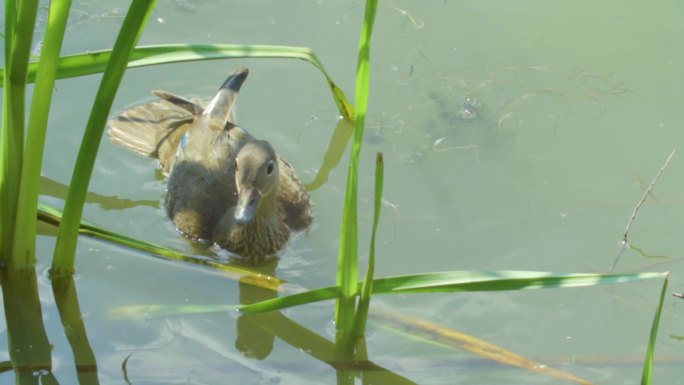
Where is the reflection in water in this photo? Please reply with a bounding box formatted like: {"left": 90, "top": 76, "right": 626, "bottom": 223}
{"left": 40, "top": 176, "right": 159, "bottom": 211}
{"left": 231, "top": 259, "right": 417, "bottom": 384}
{"left": 0, "top": 267, "right": 100, "bottom": 384}
{"left": 52, "top": 276, "right": 100, "bottom": 385}
{"left": 0, "top": 267, "right": 55, "bottom": 384}
{"left": 240, "top": 309, "right": 418, "bottom": 385}
{"left": 304, "top": 117, "right": 353, "bottom": 192}
{"left": 234, "top": 257, "right": 279, "bottom": 360}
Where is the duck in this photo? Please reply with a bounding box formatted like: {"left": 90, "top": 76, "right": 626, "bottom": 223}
{"left": 108, "top": 67, "right": 312, "bottom": 259}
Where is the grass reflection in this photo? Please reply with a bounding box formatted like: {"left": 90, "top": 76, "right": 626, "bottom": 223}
{"left": 1, "top": 267, "right": 56, "bottom": 384}
{"left": 40, "top": 176, "right": 159, "bottom": 211}
{"left": 51, "top": 276, "right": 100, "bottom": 385}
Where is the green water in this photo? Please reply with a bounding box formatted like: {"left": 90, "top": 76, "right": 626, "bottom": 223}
{"left": 4, "top": 0, "right": 684, "bottom": 384}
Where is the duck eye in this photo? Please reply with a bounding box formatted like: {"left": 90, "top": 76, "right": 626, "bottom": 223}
{"left": 266, "top": 161, "right": 274, "bottom": 175}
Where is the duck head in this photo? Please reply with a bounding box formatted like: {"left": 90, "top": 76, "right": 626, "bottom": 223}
{"left": 233, "top": 140, "right": 280, "bottom": 225}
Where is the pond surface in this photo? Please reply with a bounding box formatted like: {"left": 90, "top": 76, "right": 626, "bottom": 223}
{"left": 3, "top": 0, "right": 684, "bottom": 384}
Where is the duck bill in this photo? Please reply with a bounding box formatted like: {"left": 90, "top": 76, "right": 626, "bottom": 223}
{"left": 202, "top": 67, "right": 249, "bottom": 129}
{"left": 234, "top": 188, "right": 260, "bottom": 225}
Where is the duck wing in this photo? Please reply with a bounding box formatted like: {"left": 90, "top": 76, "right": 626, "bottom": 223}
{"left": 108, "top": 93, "right": 206, "bottom": 173}
{"left": 277, "top": 157, "right": 313, "bottom": 231}
{"left": 152, "top": 90, "right": 204, "bottom": 115}
{"left": 108, "top": 67, "right": 249, "bottom": 170}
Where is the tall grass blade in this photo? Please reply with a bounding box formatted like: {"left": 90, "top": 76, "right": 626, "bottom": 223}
{"left": 368, "top": 270, "right": 669, "bottom": 294}
{"left": 641, "top": 274, "right": 668, "bottom": 385}
{"left": 335, "top": 0, "right": 379, "bottom": 332}
{"left": 13, "top": 0, "right": 73, "bottom": 267}
{"left": 236, "top": 271, "right": 666, "bottom": 314}
{"left": 0, "top": 44, "right": 354, "bottom": 121}
{"left": 111, "top": 271, "right": 667, "bottom": 318}
{"left": 4, "top": 1, "right": 17, "bottom": 59}
{"left": 1, "top": 0, "right": 15, "bottom": 263}
{"left": 51, "top": 0, "right": 157, "bottom": 276}
{"left": 0, "top": 0, "right": 40, "bottom": 265}
{"left": 353, "top": 152, "right": 384, "bottom": 335}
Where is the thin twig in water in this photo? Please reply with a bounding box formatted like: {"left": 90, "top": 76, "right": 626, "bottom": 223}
{"left": 433, "top": 143, "right": 480, "bottom": 165}
{"left": 389, "top": 5, "right": 425, "bottom": 29}
{"left": 611, "top": 150, "right": 676, "bottom": 271}
{"left": 122, "top": 353, "right": 133, "bottom": 385}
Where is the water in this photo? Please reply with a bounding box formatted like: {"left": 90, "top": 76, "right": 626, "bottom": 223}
{"left": 3, "top": 0, "right": 684, "bottom": 384}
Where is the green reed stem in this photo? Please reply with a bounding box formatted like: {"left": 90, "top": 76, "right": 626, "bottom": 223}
{"left": 51, "top": 0, "right": 156, "bottom": 276}
{"left": 236, "top": 271, "right": 667, "bottom": 314}
{"left": 641, "top": 274, "right": 668, "bottom": 385}
{"left": 334, "top": 0, "right": 379, "bottom": 333}
{"left": 0, "top": 0, "right": 40, "bottom": 266}
{"left": 13, "top": 0, "right": 73, "bottom": 267}
{"left": 353, "top": 152, "right": 383, "bottom": 336}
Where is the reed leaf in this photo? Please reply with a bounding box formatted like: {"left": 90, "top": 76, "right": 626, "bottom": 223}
{"left": 111, "top": 272, "right": 666, "bottom": 327}
{"left": 237, "top": 271, "right": 666, "bottom": 314}
{"left": 641, "top": 273, "right": 668, "bottom": 385}
{"left": 108, "top": 285, "right": 339, "bottom": 319}
{"left": 353, "top": 152, "right": 384, "bottom": 335}
{"left": 0, "top": 0, "right": 40, "bottom": 265}
{"left": 51, "top": 0, "right": 157, "bottom": 276}
{"left": 13, "top": 0, "right": 73, "bottom": 266}
{"left": 0, "top": 44, "right": 353, "bottom": 121}
{"left": 335, "top": 0, "right": 379, "bottom": 332}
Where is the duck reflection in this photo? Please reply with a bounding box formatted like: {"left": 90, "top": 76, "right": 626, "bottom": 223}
{"left": 232, "top": 256, "right": 279, "bottom": 360}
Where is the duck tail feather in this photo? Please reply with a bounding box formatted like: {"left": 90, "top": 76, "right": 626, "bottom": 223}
{"left": 202, "top": 67, "right": 250, "bottom": 127}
